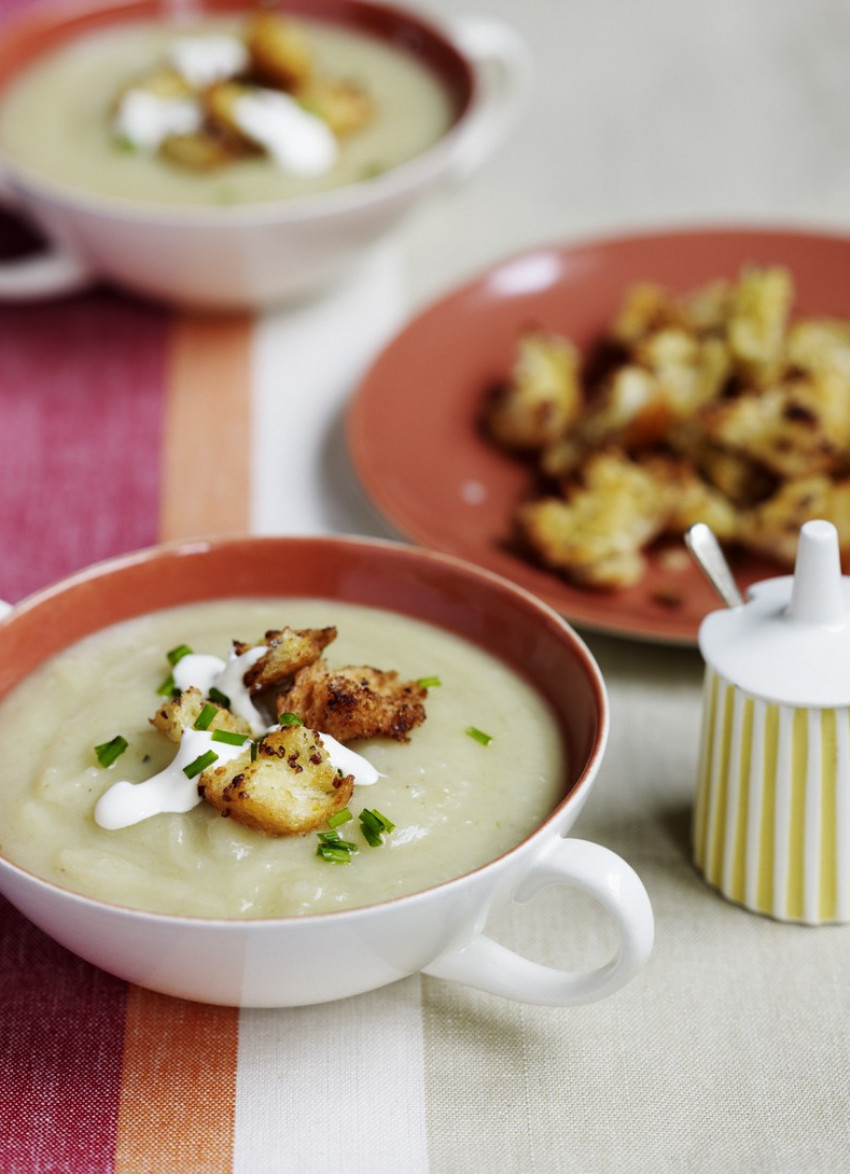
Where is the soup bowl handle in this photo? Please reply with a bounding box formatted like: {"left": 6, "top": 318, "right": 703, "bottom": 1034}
{"left": 440, "top": 14, "right": 534, "bottom": 182}
{"left": 422, "top": 838, "right": 654, "bottom": 1005}
{"left": 0, "top": 172, "right": 95, "bottom": 301}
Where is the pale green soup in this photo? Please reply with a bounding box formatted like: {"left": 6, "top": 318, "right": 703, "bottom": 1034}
{"left": 0, "top": 600, "right": 566, "bottom": 918}
{"left": 0, "top": 16, "right": 455, "bottom": 206}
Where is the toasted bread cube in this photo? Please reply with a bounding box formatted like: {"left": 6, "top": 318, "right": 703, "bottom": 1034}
{"left": 159, "top": 129, "right": 244, "bottom": 170}
{"left": 246, "top": 13, "right": 313, "bottom": 90}
{"left": 518, "top": 450, "right": 674, "bottom": 589}
{"left": 151, "top": 686, "right": 253, "bottom": 744}
{"left": 484, "top": 330, "right": 582, "bottom": 451}
{"left": 198, "top": 725, "right": 353, "bottom": 835}
{"left": 233, "top": 626, "right": 337, "bottom": 693}
{"left": 726, "top": 266, "right": 793, "bottom": 386}
{"left": 295, "top": 76, "right": 373, "bottom": 136}
{"left": 279, "top": 661, "right": 427, "bottom": 743}
{"left": 699, "top": 371, "right": 850, "bottom": 480}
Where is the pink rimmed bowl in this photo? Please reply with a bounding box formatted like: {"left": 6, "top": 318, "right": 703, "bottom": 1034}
{"left": 0, "top": 535, "right": 653, "bottom": 1007}
{"left": 0, "top": 0, "right": 529, "bottom": 309}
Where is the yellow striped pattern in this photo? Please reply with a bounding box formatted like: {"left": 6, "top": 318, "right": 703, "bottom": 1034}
{"left": 694, "top": 666, "right": 850, "bottom": 924}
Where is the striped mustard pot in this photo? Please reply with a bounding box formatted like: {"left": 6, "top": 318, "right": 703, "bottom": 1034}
{"left": 694, "top": 664, "right": 850, "bottom": 924}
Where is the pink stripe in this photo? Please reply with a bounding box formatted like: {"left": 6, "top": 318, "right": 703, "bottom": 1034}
{"left": 0, "top": 279, "right": 170, "bottom": 601}
{"left": 0, "top": 0, "right": 37, "bottom": 22}
{"left": 0, "top": 210, "right": 173, "bottom": 1168}
{"left": 0, "top": 898, "right": 128, "bottom": 1172}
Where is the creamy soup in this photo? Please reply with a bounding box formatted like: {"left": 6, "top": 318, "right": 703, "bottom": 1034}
{"left": 0, "top": 600, "right": 566, "bottom": 918}
{"left": 0, "top": 16, "right": 455, "bottom": 206}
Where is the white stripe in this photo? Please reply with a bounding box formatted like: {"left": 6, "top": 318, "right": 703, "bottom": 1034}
{"left": 704, "top": 676, "right": 729, "bottom": 884}
{"left": 836, "top": 710, "right": 850, "bottom": 921}
{"left": 233, "top": 977, "right": 430, "bottom": 1174}
{"left": 239, "top": 243, "right": 430, "bottom": 1174}
{"left": 802, "top": 708, "right": 822, "bottom": 924}
{"left": 249, "top": 239, "right": 407, "bottom": 538}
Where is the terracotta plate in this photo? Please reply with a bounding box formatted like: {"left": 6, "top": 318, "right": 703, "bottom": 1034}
{"left": 347, "top": 226, "right": 850, "bottom": 644}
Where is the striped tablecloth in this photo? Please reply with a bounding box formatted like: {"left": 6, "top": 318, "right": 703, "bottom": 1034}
{"left": 0, "top": 202, "right": 435, "bottom": 1172}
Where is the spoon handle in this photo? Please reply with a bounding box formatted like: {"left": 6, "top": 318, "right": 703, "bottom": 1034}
{"left": 685, "top": 523, "right": 744, "bottom": 609}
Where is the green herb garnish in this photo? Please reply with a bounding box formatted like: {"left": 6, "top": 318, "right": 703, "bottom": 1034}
{"left": 327, "top": 808, "right": 353, "bottom": 829}
{"left": 193, "top": 702, "right": 218, "bottom": 731}
{"left": 250, "top": 739, "right": 260, "bottom": 762}
{"left": 466, "top": 726, "right": 493, "bottom": 746}
{"left": 316, "top": 828, "right": 357, "bottom": 863}
{"left": 211, "top": 729, "right": 250, "bottom": 747}
{"left": 417, "top": 676, "right": 441, "bottom": 688}
{"left": 183, "top": 749, "right": 218, "bottom": 779}
{"left": 167, "top": 643, "right": 193, "bottom": 667}
{"left": 359, "top": 808, "right": 395, "bottom": 847}
{"left": 316, "top": 843, "right": 354, "bottom": 863}
{"left": 278, "top": 712, "right": 304, "bottom": 727}
{"left": 208, "top": 686, "right": 230, "bottom": 708}
{"left": 156, "top": 673, "right": 177, "bottom": 697}
{"left": 94, "top": 735, "right": 129, "bottom": 768}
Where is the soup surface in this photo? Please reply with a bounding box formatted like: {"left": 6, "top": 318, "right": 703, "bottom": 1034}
{"left": 0, "top": 15, "right": 455, "bottom": 206}
{"left": 0, "top": 599, "right": 566, "bottom": 918}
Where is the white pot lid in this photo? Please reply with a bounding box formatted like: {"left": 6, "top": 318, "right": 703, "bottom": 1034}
{"left": 698, "top": 519, "right": 850, "bottom": 707}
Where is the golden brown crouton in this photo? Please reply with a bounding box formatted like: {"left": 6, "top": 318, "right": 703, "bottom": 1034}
{"left": 151, "top": 686, "right": 253, "bottom": 744}
{"left": 484, "top": 330, "right": 583, "bottom": 451}
{"left": 246, "top": 12, "right": 314, "bottom": 90}
{"left": 118, "top": 67, "right": 194, "bottom": 104}
{"left": 609, "top": 282, "right": 684, "bottom": 344}
{"left": 699, "top": 371, "right": 850, "bottom": 480}
{"left": 295, "top": 76, "right": 374, "bottom": 137}
{"left": 198, "top": 726, "right": 354, "bottom": 835}
{"left": 726, "top": 266, "right": 793, "bottom": 386}
{"left": 518, "top": 449, "right": 675, "bottom": 589}
{"left": 644, "top": 455, "right": 739, "bottom": 540}
{"left": 159, "top": 128, "right": 246, "bottom": 171}
{"left": 202, "top": 81, "right": 256, "bottom": 139}
{"left": 278, "top": 660, "right": 427, "bottom": 743}
{"left": 738, "top": 476, "right": 836, "bottom": 565}
{"left": 234, "top": 626, "right": 337, "bottom": 693}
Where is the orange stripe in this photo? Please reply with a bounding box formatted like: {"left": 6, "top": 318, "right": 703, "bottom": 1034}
{"left": 115, "top": 311, "right": 255, "bottom": 1172}
{"left": 114, "top": 986, "right": 239, "bottom": 1174}
{"left": 159, "top": 313, "right": 254, "bottom": 542}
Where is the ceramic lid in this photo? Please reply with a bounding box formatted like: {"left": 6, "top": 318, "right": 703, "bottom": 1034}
{"left": 698, "top": 519, "right": 850, "bottom": 707}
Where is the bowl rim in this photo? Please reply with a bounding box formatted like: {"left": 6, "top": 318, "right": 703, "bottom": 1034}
{"left": 0, "top": 532, "right": 610, "bottom": 926}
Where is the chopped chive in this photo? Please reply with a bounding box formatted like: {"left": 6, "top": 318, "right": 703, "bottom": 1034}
{"left": 208, "top": 686, "right": 230, "bottom": 708}
{"left": 327, "top": 808, "right": 353, "bottom": 829}
{"left": 193, "top": 702, "right": 218, "bottom": 731}
{"left": 466, "top": 726, "right": 493, "bottom": 746}
{"left": 156, "top": 673, "right": 176, "bottom": 697}
{"left": 211, "top": 729, "right": 250, "bottom": 746}
{"left": 183, "top": 749, "right": 218, "bottom": 779}
{"left": 317, "top": 831, "right": 357, "bottom": 850}
{"left": 94, "top": 735, "right": 128, "bottom": 768}
{"left": 359, "top": 807, "right": 395, "bottom": 847}
{"left": 362, "top": 808, "right": 395, "bottom": 833}
{"left": 167, "top": 643, "right": 193, "bottom": 667}
{"left": 417, "top": 676, "right": 441, "bottom": 688}
{"left": 278, "top": 712, "right": 304, "bottom": 727}
{"left": 316, "top": 843, "right": 354, "bottom": 863}
{"left": 250, "top": 739, "right": 260, "bottom": 762}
